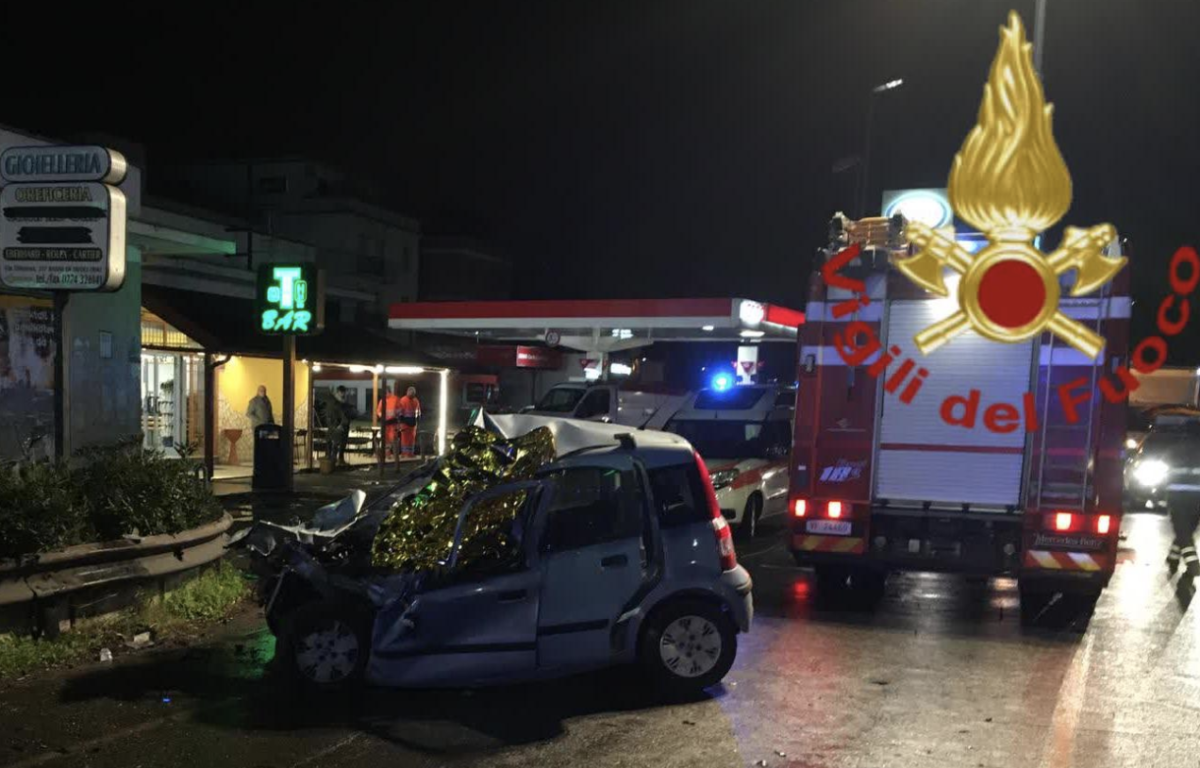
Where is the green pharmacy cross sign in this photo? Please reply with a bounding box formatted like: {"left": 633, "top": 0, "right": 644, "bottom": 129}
{"left": 255, "top": 264, "right": 324, "bottom": 335}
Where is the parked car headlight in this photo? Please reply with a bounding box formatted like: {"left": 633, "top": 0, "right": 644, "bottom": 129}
{"left": 1134, "top": 459, "right": 1169, "bottom": 488}
{"left": 710, "top": 469, "right": 739, "bottom": 491}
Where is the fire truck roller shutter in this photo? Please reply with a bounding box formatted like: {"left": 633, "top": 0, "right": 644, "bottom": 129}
{"left": 876, "top": 300, "right": 1034, "bottom": 507}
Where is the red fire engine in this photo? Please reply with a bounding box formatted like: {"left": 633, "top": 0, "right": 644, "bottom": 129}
{"left": 789, "top": 214, "right": 1129, "bottom": 613}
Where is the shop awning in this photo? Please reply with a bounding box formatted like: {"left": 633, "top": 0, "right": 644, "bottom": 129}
{"left": 143, "top": 286, "right": 439, "bottom": 366}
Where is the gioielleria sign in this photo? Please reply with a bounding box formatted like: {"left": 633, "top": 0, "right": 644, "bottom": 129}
{"left": 825, "top": 11, "right": 1198, "bottom": 432}
{"left": 0, "top": 145, "right": 129, "bottom": 292}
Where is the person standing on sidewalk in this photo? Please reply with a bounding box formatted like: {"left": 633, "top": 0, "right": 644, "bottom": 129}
{"left": 398, "top": 386, "right": 422, "bottom": 458}
{"left": 376, "top": 383, "right": 403, "bottom": 459}
{"left": 247, "top": 385, "right": 275, "bottom": 430}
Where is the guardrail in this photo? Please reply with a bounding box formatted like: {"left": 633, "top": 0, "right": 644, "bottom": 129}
{"left": 0, "top": 514, "right": 233, "bottom": 636}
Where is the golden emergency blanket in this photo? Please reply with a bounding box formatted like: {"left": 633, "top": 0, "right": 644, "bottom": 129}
{"left": 371, "top": 426, "right": 557, "bottom": 571}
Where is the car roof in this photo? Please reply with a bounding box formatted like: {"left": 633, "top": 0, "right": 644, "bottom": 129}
{"left": 479, "top": 412, "right": 696, "bottom": 470}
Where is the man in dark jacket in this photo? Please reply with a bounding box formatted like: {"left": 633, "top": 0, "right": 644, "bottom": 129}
{"left": 1164, "top": 421, "right": 1200, "bottom": 577}
{"left": 318, "top": 386, "right": 354, "bottom": 467}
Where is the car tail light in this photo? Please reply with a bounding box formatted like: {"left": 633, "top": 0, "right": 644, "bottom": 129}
{"left": 695, "top": 451, "right": 738, "bottom": 571}
{"left": 792, "top": 499, "right": 807, "bottom": 518}
{"left": 827, "top": 500, "right": 844, "bottom": 519}
{"left": 1054, "top": 512, "right": 1073, "bottom": 532}
{"left": 1096, "top": 514, "right": 1113, "bottom": 535}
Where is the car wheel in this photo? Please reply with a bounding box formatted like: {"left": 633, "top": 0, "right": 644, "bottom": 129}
{"left": 278, "top": 600, "right": 371, "bottom": 690}
{"left": 738, "top": 495, "right": 762, "bottom": 539}
{"left": 640, "top": 599, "right": 737, "bottom": 698}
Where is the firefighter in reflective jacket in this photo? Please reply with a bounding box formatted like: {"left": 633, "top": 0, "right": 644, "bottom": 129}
{"left": 1165, "top": 428, "right": 1200, "bottom": 577}
{"left": 398, "top": 386, "right": 422, "bottom": 457}
{"left": 376, "top": 384, "right": 403, "bottom": 458}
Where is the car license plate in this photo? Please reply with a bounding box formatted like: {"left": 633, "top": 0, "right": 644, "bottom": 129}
{"left": 806, "top": 520, "right": 851, "bottom": 536}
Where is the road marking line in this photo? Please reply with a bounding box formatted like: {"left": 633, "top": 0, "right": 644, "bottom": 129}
{"left": 1039, "top": 632, "right": 1094, "bottom": 768}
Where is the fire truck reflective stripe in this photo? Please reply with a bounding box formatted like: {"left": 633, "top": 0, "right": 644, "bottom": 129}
{"left": 1029, "top": 550, "right": 1063, "bottom": 569}
{"left": 878, "top": 442, "right": 1024, "bottom": 455}
{"left": 1068, "top": 553, "right": 1102, "bottom": 572}
{"left": 802, "top": 298, "right": 1129, "bottom": 325}
{"left": 1058, "top": 296, "right": 1132, "bottom": 320}
{"left": 1037, "top": 346, "right": 1096, "bottom": 366}
{"left": 1024, "top": 550, "right": 1107, "bottom": 572}
{"left": 794, "top": 535, "right": 866, "bottom": 554}
{"left": 803, "top": 302, "right": 885, "bottom": 322}
{"left": 799, "top": 345, "right": 883, "bottom": 367}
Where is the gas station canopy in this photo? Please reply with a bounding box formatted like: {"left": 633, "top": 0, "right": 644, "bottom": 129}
{"left": 389, "top": 298, "right": 804, "bottom": 352}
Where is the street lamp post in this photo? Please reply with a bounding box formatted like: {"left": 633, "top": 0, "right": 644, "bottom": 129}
{"left": 857, "top": 78, "right": 904, "bottom": 219}
{"left": 1033, "top": 0, "right": 1047, "bottom": 74}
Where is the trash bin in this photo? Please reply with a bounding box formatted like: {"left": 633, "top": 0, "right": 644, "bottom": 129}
{"left": 252, "top": 424, "right": 287, "bottom": 490}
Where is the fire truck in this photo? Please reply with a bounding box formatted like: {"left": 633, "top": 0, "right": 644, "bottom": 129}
{"left": 789, "top": 214, "right": 1129, "bottom": 613}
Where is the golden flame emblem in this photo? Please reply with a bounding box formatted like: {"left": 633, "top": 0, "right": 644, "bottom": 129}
{"left": 895, "top": 11, "right": 1125, "bottom": 359}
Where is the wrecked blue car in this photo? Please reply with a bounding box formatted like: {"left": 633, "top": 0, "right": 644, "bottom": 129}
{"left": 233, "top": 417, "right": 753, "bottom": 697}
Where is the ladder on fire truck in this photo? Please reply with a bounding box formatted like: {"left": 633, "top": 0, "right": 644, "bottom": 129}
{"left": 1030, "top": 274, "right": 1117, "bottom": 514}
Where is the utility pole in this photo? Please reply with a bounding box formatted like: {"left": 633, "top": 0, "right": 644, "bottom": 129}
{"left": 52, "top": 293, "right": 69, "bottom": 460}
{"left": 282, "top": 336, "right": 295, "bottom": 491}
{"left": 857, "top": 79, "right": 904, "bottom": 219}
{"left": 1033, "top": 0, "right": 1047, "bottom": 75}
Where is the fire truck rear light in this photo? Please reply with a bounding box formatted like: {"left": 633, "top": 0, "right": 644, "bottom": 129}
{"left": 1096, "top": 514, "right": 1112, "bottom": 535}
{"left": 792, "top": 499, "right": 807, "bottom": 517}
{"left": 1054, "top": 512, "right": 1073, "bottom": 532}
{"left": 827, "top": 501, "right": 844, "bottom": 519}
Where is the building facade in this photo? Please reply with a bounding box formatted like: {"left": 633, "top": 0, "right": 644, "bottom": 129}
{"left": 155, "top": 160, "right": 420, "bottom": 322}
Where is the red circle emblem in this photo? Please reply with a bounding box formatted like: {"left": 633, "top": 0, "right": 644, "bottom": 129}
{"left": 976, "top": 260, "right": 1045, "bottom": 329}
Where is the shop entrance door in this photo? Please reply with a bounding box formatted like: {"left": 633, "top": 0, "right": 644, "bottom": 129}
{"left": 142, "top": 353, "right": 186, "bottom": 453}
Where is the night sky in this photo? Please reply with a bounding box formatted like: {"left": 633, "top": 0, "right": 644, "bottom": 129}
{"left": 2, "top": 1, "right": 1198, "bottom": 358}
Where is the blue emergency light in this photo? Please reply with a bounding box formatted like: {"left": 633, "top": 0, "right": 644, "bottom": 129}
{"left": 711, "top": 372, "right": 734, "bottom": 391}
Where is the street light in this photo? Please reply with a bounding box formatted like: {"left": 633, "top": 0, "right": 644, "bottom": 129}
{"left": 857, "top": 77, "right": 905, "bottom": 218}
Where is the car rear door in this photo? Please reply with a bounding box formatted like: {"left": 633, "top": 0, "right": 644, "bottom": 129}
{"left": 535, "top": 456, "right": 648, "bottom": 670}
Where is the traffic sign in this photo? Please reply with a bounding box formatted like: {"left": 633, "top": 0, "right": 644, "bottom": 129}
{"left": 0, "top": 182, "right": 126, "bottom": 291}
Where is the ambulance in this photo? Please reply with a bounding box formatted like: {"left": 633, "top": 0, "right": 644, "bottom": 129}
{"left": 665, "top": 382, "right": 796, "bottom": 538}
{"left": 789, "top": 214, "right": 1129, "bottom": 613}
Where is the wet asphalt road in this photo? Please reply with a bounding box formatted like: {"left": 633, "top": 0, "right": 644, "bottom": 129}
{"left": 2, "top": 512, "right": 1198, "bottom": 768}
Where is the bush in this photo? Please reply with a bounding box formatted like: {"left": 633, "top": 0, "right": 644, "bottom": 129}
{"left": 0, "top": 438, "right": 223, "bottom": 560}
{"left": 76, "top": 441, "right": 223, "bottom": 542}
{"left": 0, "top": 462, "right": 91, "bottom": 558}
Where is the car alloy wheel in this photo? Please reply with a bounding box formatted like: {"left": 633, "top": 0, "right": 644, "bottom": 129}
{"left": 295, "top": 620, "right": 360, "bottom": 684}
{"left": 658, "top": 615, "right": 723, "bottom": 678}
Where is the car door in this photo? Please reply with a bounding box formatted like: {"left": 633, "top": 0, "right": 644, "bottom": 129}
{"left": 368, "top": 484, "right": 545, "bottom": 688}
{"left": 535, "top": 457, "right": 648, "bottom": 671}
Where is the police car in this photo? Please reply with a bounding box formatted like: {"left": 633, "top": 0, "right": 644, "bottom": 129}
{"left": 664, "top": 380, "right": 795, "bottom": 538}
